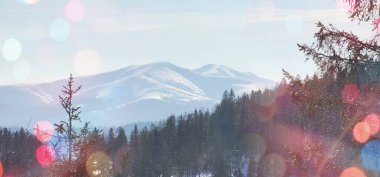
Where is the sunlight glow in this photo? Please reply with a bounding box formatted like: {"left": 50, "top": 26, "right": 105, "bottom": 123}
{"left": 49, "top": 19, "right": 71, "bottom": 42}
{"left": 86, "top": 151, "right": 112, "bottom": 177}
{"left": 353, "top": 121, "right": 371, "bottom": 144}
{"left": 35, "top": 145, "right": 56, "bottom": 167}
{"left": 34, "top": 120, "right": 54, "bottom": 142}
{"left": 364, "top": 114, "right": 380, "bottom": 136}
{"left": 260, "top": 153, "right": 286, "bottom": 177}
{"left": 340, "top": 167, "right": 366, "bottom": 177}
{"left": 74, "top": 48, "right": 101, "bottom": 76}
{"left": 65, "top": 0, "right": 86, "bottom": 22}
{"left": 361, "top": 140, "right": 380, "bottom": 171}
{"left": 259, "top": 102, "right": 277, "bottom": 121}
{"left": 341, "top": 83, "right": 360, "bottom": 104}
{"left": 2, "top": 38, "right": 22, "bottom": 62}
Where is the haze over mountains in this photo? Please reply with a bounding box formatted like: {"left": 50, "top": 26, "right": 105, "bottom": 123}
{"left": 0, "top": 62, "right": 276, "bottom": 127}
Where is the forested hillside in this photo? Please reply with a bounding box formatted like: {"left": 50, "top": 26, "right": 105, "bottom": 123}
{"left": 1, "top": 74, "right": 373, "bottom": 176}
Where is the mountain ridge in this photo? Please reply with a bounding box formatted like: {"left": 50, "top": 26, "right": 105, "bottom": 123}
{"left": 0, "top": 62, "right": 276, "bottom": 127}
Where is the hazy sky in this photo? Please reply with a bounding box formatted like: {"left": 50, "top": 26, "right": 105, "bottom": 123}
{"left": 0, "top": 0, "right": 373, "bottom": 85}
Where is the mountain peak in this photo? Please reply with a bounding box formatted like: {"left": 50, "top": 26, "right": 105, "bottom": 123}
{"left": 194, "top": 64, "right": 233, "bottom": 71}
{"left": 143, "top": 61, "right": 178, "bottom": 69}
{"left": 193, "top": 64, "right": 245, "bottom": 78}
{"left": 0, "top": 62, "right": 276, "bottom": 126}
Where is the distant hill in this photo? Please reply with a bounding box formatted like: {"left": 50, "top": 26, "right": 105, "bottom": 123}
{"left": 0, "top": 62, "right": 276, "bottom": 127}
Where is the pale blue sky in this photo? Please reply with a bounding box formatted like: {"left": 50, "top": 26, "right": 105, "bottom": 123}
{"left": 0, "top": 0, "right": 373, "bottom": 85}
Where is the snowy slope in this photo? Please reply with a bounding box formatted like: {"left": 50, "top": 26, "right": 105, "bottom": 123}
{"left": 0, "top": 62, "right": 276, "bottom": 127}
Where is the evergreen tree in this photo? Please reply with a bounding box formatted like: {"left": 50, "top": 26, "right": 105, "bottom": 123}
{"left": 115, "top": 127, "right": 127, "bottom": 149}
{"left": 107, "top": 128, "right": 116, "bottom": 154}
{"left": 54, "top": 74, "right": 83, "bottom": 164}
{"left": 128, "top": 125, "right": 139, "bottom": 176}
{"left": 51, "top": 74, "right": 94, "bottom": 177}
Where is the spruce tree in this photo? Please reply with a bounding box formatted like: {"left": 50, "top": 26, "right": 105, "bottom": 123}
{"left": 107, "top": 128, "right": 115, "bottom": 154}
{"left": 53, "top": 74, "right": 89, "bottom": 176}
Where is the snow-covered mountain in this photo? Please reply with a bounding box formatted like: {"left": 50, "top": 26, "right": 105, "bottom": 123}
{"left": 0, "top": 62, "right": 276, "bottom": 127}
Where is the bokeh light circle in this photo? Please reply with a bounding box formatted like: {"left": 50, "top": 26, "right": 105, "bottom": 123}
{"left": 49, "top": 18, "right": 71, "bottom": 42}
{"left": 36, "top": 145, "right": 56, "bottom": 167}
{"left": 65, "top": 0, "right": 86, "bottom": 22}
{"left": 74, "top": 48, "right": 101, "bottom": 76}
{"left": 0, "top": 161, "right": 3, "bottom": 177}
{"left": 341, "top": 83, "right": 360, "bottom": 104}
{"left": 364, "top": 114, "right": 380, "bottom": 135}
{"left": 22, "top": 0, "right": 39, "bottom": 5}
{"left": 361, "top": 140, "right": 380, "bottom": 171}
{"left": 34, "top": 120, "right": 54, "bottom": 142}
{"left": 241, "top": 133, "right": 266, "bottom": 162}
{"left": 2, "top": 38, "right": 22, "bottom": 62}
{"left": 12, "top": 60, "right": 31, "bottom": 81}
{"left": 353, "top": 121, "right": 371, "bottom": 144}
{"left": 86, "top": 151, "right": 112, "bottom": 177}
{"left": 260, "top": 153, "right": 286, "bottom": 177}
{"left": 340, "top": 167, "right": 366, "bottom": 177}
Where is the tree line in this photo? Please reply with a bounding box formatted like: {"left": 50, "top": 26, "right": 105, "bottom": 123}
{"left": 1, "top": 76, "right": 368, "bottom": 176}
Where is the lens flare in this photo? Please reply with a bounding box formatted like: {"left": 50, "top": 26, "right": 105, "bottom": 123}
{"left": 12, "top": 60, "right": 31, "bottom": 81}
{"left": 86, "top": 151, "right": 112, "bottom": 177}
{"left": 34, "top": 120, "right": 54, "bottom": 142}
{"left": 2, "top": 38, "right": 22, "bottom": 62}
{"left": 49, "top": 18, "right": 70, "bottom": 42}
{"left": 364, "top": 114, "right": 380, "bottom": 135}
{"left": 65, "top": 0, "right": 86, "bottom": 22}
{"left": 260, "top": 153, "right": 286, "bottom": 177}
{"left": 353, "top": 121, "right": 371, "bottom": 144}
{"left": 361, "top": 140, "right": 380, "bottom": 171}
{"left": 340, "top": 167, "right": 366, "bottom": 177}
{"left": 241, "top": 133, "right": 266, "bottom": 163}
{"left": 74, "top": 48, "right": 101, "bottom": 76}
{"left": 36, "top": 145, "right": 56, "bottom": 167}
{"left": 341, "top": 83, "right": 360, "bottom": 104}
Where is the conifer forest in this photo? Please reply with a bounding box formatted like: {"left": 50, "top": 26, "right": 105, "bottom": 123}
{"left": 3, "top": 0, "right": 380, "bottom": 177}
